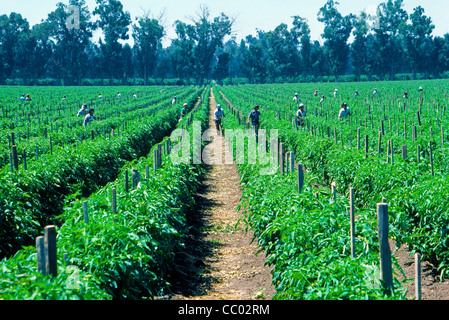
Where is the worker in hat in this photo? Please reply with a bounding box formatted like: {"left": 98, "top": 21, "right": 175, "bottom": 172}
{"left": 296, "top": 103, "right": 306, "bottom": 127}
{"left": 214, "top": 104, "right": 225, "bottom": 135}
{"left": 339, "top": 103, "right": 351, "bottom": 120}
{"left": 77, "top": 104, "right": 88, "bottom": 117}
{"left": 179, "top": 103, "right": 188, "bottom": 122}
{"left": 83, "top": 108, "right": 96, "bottom": 126}
{"left": 293, "top": 93, "right": 300, "bottom": 104}
{"left": 248, "top": 105, "right": 261, "bottom": 135}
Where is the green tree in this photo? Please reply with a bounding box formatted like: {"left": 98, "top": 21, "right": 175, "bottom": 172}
{"left": 171, "top": 6, "right": 233, "bottom": 84}
{"left": 351, "top": 11, "right": 370, "bottom": 79}
{"left": 374, "top": 0, "right": 409, "bottom": 79}
{"left": 241, "top": 34, "right": 267, "bottom": 84}
{"left": 133, "top": 14, "right": 165, "bottom": 85}
{"left": 171, "top": 20, "right": 196, "bottom": 82}
{"left": 93, "top": 0, "right": 131, "bottom": 81}
{"left": 405, "top": 6, "right": 435, "bottom": 78}
{"left": 213, "top": 52, "right": 230, "bottom": 83}
{"left": 318, "top": 0, "right": 354, "bottom": 80}
{"left": 46, "top": 0, "right": 94, "bottom": 85}
{"left": 292, "top": 16, "right": 312, "bottom": 76}
{"left": 266, "top": 23, "right": 299, "bottom": 82}
{"left": 0, "top": 13, "right": 30, "bottom": 82}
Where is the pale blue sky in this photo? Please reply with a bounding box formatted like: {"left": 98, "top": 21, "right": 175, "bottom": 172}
{"left": 1, "top": 0, "right": 449, "bottom": 46}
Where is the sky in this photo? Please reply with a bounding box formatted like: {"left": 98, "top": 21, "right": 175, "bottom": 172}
{"left": 2, "top": 0, "right": 449, "bottom": 47}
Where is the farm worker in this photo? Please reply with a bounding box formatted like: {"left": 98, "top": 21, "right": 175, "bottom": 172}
{"left": 214, "top": 104, "right": 225, "bottom": 135}
{"left": 62, "top": 95, "right": 67, "bottom": 101}
{"left": 248, "top": 105, "right": 261, "bottom": 136}
{"left": 25, "top": 94, "right": 32, "bottom": 101}
{"left": 20, "top": 94, "right": 26, "bottom": 101}
{"left": 98, "top": 93, "right": 103, "bottom": 99}
{"left": 334, "top": 89, "right": 338, "bottom": 98}
{"left": 339, "top": 103, "right": 351, "bottom": 119}
{"left": 77, "top": 104, "right": 88, "bottom": 117}
{"left": 179, "top": 103, "right": 188, "bottom": 122}
{"left": 418, "top": 86, "right": 423, "bottom": 92}
{"left": 403, "top": 92, "right": 409, "bottom": 99}
{"left": 293, "top": 93, "right": 300, "bottom": 103}
{"left": 373, "top": 88, "right": 379, "bottom": 95}
{"left": 320, "top": 95, "right": 325, "bottom": 106}
{"left": 83, "top": 108, "right": 96, "bottom": 126}
{"left": 313, "top": 90, "right": 318, "bottom": 97}
{"left": 132, "top": 93, "right": 137, "bottom": 99}
{"left": 355, "top": 90, "right": 359, "bottom": 97}
{"left": 172, "top": 96, "right": 177, "bottom": 105}
{"left": 117, "top": 91, "right": 122, "bottom": 99}
{"left": 296, "top": 103, "right": 306, "bottom": 126}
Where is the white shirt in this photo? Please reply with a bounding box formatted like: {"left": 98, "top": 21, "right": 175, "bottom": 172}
{"left": 214, "top": 109, "right": 225, "bottom": 121}
{"left": 296, "top": 109, "right": 306, "bottom": 118}
{"left": 339, "top": 107, "right": 350, "bottom": 119}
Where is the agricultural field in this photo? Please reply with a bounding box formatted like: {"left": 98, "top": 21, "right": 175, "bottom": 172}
{"left": 0, "top": 85, "right": 209, "bottom": 299}
{"left": 215, "top": 78, "right": 449, "bottom": 299}
{"left": 1, "top": 79, "right": 449, "bottom": 301}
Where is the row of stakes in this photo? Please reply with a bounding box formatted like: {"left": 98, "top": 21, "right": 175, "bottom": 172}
{"left": 34, "top": 136, "right": 173, "bottom": 278}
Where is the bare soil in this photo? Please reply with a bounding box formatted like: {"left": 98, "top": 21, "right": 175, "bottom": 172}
{"left": 168, "top": 89, "right": 275, "bottom": 300}
{"left": 392, "top": 241, "right": 449, "bottom": 300}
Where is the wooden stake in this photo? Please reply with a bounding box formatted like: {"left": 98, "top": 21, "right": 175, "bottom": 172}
{"left": 36, "top": 236, "right": 46, "bottom": 275}
{"left": 112, "top": 188, "right": 117, "bottom": 214}
{"left": 349, "top": 187, "right": 355, "bottom": 258}
{"left": 83, "top": 201, "right": 88, "bottom": 224}
{"left": 377, "top": 203, "right": 393, "bottom": 295}
{"left": 297, "top": 164, "right": 304, "bottom": 194}
{"left": 44, "top": 225, "right": 57, "bottom": 278}
{"left": 415, "top": 253, "right": 422, "bottom": 300}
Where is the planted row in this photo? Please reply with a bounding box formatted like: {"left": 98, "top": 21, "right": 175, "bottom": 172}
{"left": 214, "top": 87, "right": 409, "bottom": 299}
{"left": 0, "top": 86, "right": 211, "bottom": 299}
{"left": 0, "top": 88, "right": 203, "bottom": 260}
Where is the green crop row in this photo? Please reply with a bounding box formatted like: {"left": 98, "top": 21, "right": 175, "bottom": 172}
{"left": 0, "top": 87, "right": 203, "bottom": 260}
{"left": 0, "top": 86, "right": 197, "bottom": 170}
{"left": 218, "top": 81, "right": 449, "bottom": 281}
{"left": 0, "top": 87, "right": 211, "bottom": 300}
{"left": 214, "top": 86, "right": 410, "bottom": 299}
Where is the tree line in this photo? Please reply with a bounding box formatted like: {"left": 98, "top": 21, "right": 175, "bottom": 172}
{"left": 1, "top": 0, "right": 448, "bottom": 86}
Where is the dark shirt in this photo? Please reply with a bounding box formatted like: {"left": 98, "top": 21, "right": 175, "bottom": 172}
{"left": 249, "top": 110, "right": 260, "bottom": 125}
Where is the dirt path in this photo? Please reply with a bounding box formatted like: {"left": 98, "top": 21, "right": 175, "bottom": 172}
{"left": 393, "top": 242, "right": 449, "bottom": 300}
{"left": 169, "top": 89, "right": 275, "bottom": 301}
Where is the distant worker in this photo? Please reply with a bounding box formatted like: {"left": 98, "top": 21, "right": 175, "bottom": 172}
{"left": 355, "top": 90, "right": 359, "bottom": 97}
{"left": 179, "top": 103, "right": 188, "bottom": 122}
{"left": 214, "top": 104, "right": 225, "bottom": 135}
{"left": 293, "top": 93, "right": 300, "bottom": 103}
{"left": 296, "top": 103, "right": 306, "bottom": 126}
{"left": 334, "top": 89, "right": 338, "bottom": 98}
{"left": 320, "top": 95, "right": 325, "bottom": 106}
{"left": 339, "top": 103, "right": 351, "bottom": 120}
{"left": 373, "top": 88, "right": 379, "bottom": 95}
{"left": 98, "top": 93, "right": 103, "bottom": 99}
{"left": 77, "top": 104, "right": 88, "bottom": 117}
{"left": 83, "top": 108, "right": 96, "bottom": 126}
{"left": 313, "top": 90, "right": 318, "bottom": 97}
{"left": 25, "top": 94, "right": 32, "bottom": 101}
{"left": 20, "top": 94, "right": 26, "bottom": 101}
{"left": 403, "top": 92, "right": 409, "bottom": 99}
{"left": 62, "top": 95, "right": 67, "bottom": 102}
{"left": 418, "top": 86, "right": 423, "bottom": 92}
{"left": 248, "top": 105, "right": 261, "bottom": 137}
{"left": 172, "top": 96, "right": 177, "bottom": 105}
{"left": 117, "top": 91, "right": 122, "bottom": 99}
{"left": 132, "top": 93, "right": 137, "bottom": 99}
